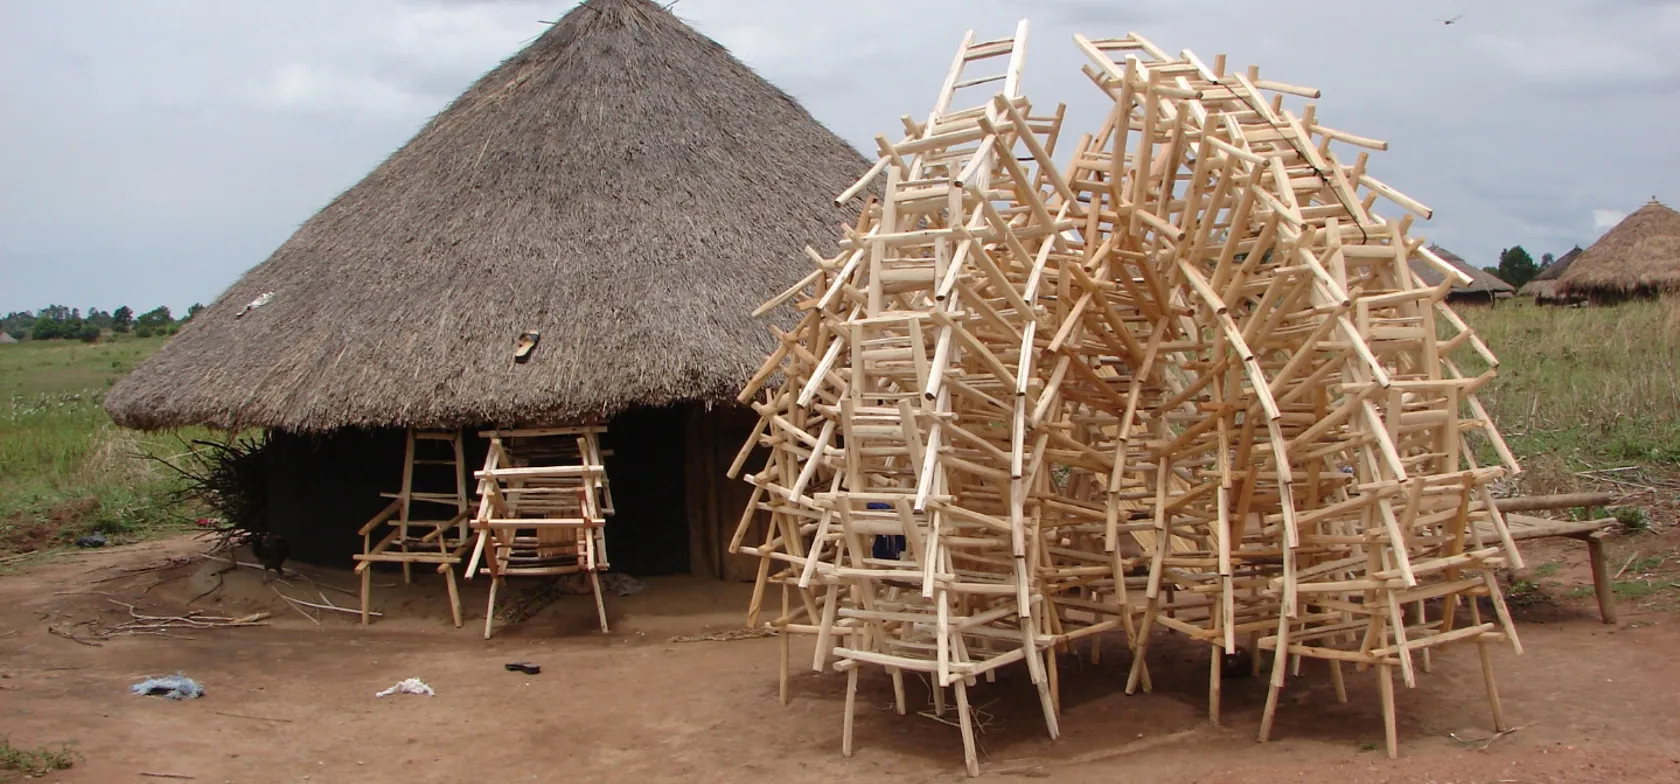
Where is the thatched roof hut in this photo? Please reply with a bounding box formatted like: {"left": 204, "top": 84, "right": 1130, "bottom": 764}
{"left": 104, "top": 0, "right": 872, "bottom": 577}
{"left": 1517, "top": 245, "right": 1582, "bottom": 303}
{"left": 1410, "top": 245, "right": 1514, "bottom": 304}
{"left": 107, "top": 0, "right": 867, "bottom": 432}
{"left": 1558, "top": 199, "right": 1680, "bottom": 302}
{"left": 0, "top": 331, "right": 18, "bottom": 345}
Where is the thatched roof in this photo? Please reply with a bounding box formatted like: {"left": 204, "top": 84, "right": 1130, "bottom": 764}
{"left": 0, "top": 332, "right": 18, "bottom": 344}
{"left": 105, "top": 0, "right": 872, "bottom": 432}
{"left": 1558, "top": 199, "right": 1680, "bottom": 298}
{"left": 1533, "top": 246, "right": 1583, "bottom": 282}
{"left": 1410, "top": 245, "right": 1515, "bottom": 298}
{"left": 1518, "top": 246, "right": 1582, "bottom": 299}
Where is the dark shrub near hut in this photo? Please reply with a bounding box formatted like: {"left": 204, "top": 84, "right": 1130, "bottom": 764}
{"left": 104, "top": 0, "right": 873, "bottom": 578}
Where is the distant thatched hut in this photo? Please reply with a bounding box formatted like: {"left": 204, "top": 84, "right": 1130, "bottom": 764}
{"left": 1409, "top": 245, "right": 1514, "bottom": 305}
{"left": 1518, "top": 246, "right": 1583, "bottom": 304}
{"left": 1558, "top": 199, "right": 1680, "bottom": 303}
{"left": 104, "top": 0, "right": 872, "bottom": 579}
{"left": 0, "top": 331, "right": 18, "bottom": 345}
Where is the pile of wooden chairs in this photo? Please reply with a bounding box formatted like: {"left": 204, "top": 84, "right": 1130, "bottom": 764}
{"left": 466, "top": 427, "right": 616, "bottom": 638}
{"left": 354, "top": 426, "right": 618, "bottom": 638}
{"left": 728, "top": 23, "right": 1524, "bottom": 775}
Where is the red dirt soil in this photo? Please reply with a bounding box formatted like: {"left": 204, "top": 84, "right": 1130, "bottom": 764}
{"left": 2, "top": 533, "right": 1678, "bottom": 783}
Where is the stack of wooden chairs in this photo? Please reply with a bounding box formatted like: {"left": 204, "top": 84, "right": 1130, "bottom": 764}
{"left": 465, "top": 427, "right": 616, "bottom": 638}
{"left": 355, "top": 429, "right": 473, "bottom": 627}
{"left": 727, "top": 23, "right": 1524, "bottom": 775}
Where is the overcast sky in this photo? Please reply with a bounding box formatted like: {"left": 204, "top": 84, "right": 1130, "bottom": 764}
{"left": 2, "top": 0, "right": 1676, "bottom": 314}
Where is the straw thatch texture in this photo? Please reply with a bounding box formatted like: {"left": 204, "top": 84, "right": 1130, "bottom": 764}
{"left": 0, "top": 332, "right": 18, "bottom": 344}
{"left": 1559, "top": 199, "right": 1680, "bottom": 299}
{"left": 1518, "top": 246, "right": 1582, "bottom": 300}
{"left": 1410, "top": 245, "right": 1514, "bottom": 299}
{"left": 105, "top": 0, "right": 871, "bottom": 432}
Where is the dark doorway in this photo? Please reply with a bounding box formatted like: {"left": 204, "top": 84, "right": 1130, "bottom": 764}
{"left": 265, "top": 427, "right": 406, "bottom": 568}
{"left": 601, "top": 405, "right": 690, "bottom": 575}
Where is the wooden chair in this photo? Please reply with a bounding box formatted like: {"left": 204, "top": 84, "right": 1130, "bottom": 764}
{"left": 466, "top": 427, "right": 615, "bottom": 638}
{"left": 353, "top": 429, "right": 472, "bottom": 626}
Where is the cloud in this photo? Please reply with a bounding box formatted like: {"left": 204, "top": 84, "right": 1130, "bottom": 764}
{"left": 1, "top": 0, "right": 1676, "bottom": 313}
{"left": 253, "top": 62, "right": 428, "bottom": 116}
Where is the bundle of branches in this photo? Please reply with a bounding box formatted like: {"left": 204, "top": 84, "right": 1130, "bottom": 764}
{"left": 48, "top": 599, "right": 271, "bottom": 645}
{"left": 150, "top": 433, "right": 270, "bottom": 552}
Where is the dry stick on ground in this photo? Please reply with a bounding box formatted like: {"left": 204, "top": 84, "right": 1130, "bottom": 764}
{"left": 213, "top": 710, "right": 293, "bottom": 723}
{"left": 139, "top": 773, "right": 196, "bottom": 780}
{"left": 1450, "top": 723, "right": 1531, "bottom": 751}
{"left": 97, "top": 599, "right": 271, "bottom": 639}
{"left": 271, "top": 586, "right": 321, "bottom": 625}
{"left": 187, "top": 571, "right": 226, "bottom": 605}
{"left": 1614, "top": 552, "right": 1641, "bottom": 580}
{"left": 668, "top": 629, "right": 776, "bottom": 643}
{"left": 47, "top": 625, "right": 102, "bottom": 646}
{"left": 91, "top": 556, "right": 197, "bottom": 584}
{"left": 206, "top": 553, "right": 383, "bottom": 595}
{"left": 271, "top": 585, "right": 382, "bottom": 619}
{"left": 989, "top": 727, "right": 1205, "bottom": 775}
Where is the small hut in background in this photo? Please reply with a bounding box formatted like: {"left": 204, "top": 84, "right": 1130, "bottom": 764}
{"left": 1559, "top": 198, "right": 1680, "bottom": 303}
{"left": 1518, "top": 246, "right": 1583, "bottom": 304}
{"left": 104, "top": 0, "right": 872, "bottom": 580}
{"left": 0, "top": 332, "right": 18, "bottom": 345}
{"left": 1410, "top": 245, "right": 1514, "bottom": 305}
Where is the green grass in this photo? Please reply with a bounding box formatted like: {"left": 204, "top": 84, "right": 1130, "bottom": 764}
{"left": 0, "top": 335, "right": 204, "bottom": 555}
{"left": 0, "top": 736, "right": 81, "bottom": 781}
{"left": 1531, "top": 561, "right": 1562, "bottom": 578}
{"left": 1457, "top": 299, "right": 1680, "bottom": 490}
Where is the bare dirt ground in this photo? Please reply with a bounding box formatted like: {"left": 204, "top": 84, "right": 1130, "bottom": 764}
{"left": 3, "top": 532, "right": 1679, "bottom": 784}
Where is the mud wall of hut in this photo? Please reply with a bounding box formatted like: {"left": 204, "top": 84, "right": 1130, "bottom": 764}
{"left": 260, "top": 405, "right": 758, "bottom": 580}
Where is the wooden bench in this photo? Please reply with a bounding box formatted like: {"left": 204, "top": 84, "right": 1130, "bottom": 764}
{"left": 1488, "top": 493, "right": 1622, "bottom": 624}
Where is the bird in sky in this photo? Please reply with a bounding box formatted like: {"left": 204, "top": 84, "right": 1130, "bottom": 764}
{"left": 1437, "top": 14, "right": 1465, "bottom": 25}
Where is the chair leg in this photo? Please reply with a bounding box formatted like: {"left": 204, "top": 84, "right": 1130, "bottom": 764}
{"left": 1584, "top": 533, "right": 1618, "bottom": 624}
{"left": 1125, "top": 600, "right": 1157, "bottom": 695}
{"left": 1046, "top": 645, "right": 1062, "bottom": 719}
{"left": 1379, "top": 662, "right": 1399, "bottom": 760}
{"left": 589, "top": 569, "right": 609, "bottom": 634}
{"left": 1477, "top": 640, "right": 1507, "bottom": 731}
{"left": 842, "top": 665, "right": 859, "bottom": 758}
{"left": 443, "top": 565, "right": 462, "bottom": 629}
{"left": 954, "top": 679, "right": 980, "bottom": 777}
{"left": 359, "top": 565, "right": 372, "bottom": 626}
{"left": 483, "top": 577, "right": 500, "bottom": 640}
{"left": 889, "top": 667, "right": 906, "bottom": 715}
{"left": 1208, "top": 647, "right": 1223, "bottom": 725}
{"left": 778, "top": 586, "right": 791, "bottom": 706}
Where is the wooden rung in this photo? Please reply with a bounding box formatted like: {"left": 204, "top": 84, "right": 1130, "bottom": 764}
{"left": 954, "top": 74, "right": 1006, "bottom": 90}
{"left": 963, "top": 42, "right": 1015, "bottom": 61}
{"left": 354, "top": 553, "right": 461, "bottom": 564}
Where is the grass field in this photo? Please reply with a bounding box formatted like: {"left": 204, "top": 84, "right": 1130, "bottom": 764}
{"left": 0, "top": 335, "right": 202, "bottom": 556}
{"left": 1458, "top": 298, "right": 1680, "bottom": 493}
{"left": 0, "top": 299, "right": 1675, "bottom": 556}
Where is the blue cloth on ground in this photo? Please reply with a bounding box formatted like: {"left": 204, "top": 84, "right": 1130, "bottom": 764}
{"left": 131, "top": 674, "right": 204, "bottom": 700}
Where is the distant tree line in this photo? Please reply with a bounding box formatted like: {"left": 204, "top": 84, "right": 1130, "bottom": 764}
{"left": 1, "top": 302, "right": 204, "bottom": 343}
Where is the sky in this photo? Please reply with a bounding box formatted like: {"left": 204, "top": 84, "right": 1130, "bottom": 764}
{"left": 2, "top": 0, "right": 1677, "bottom": 314}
